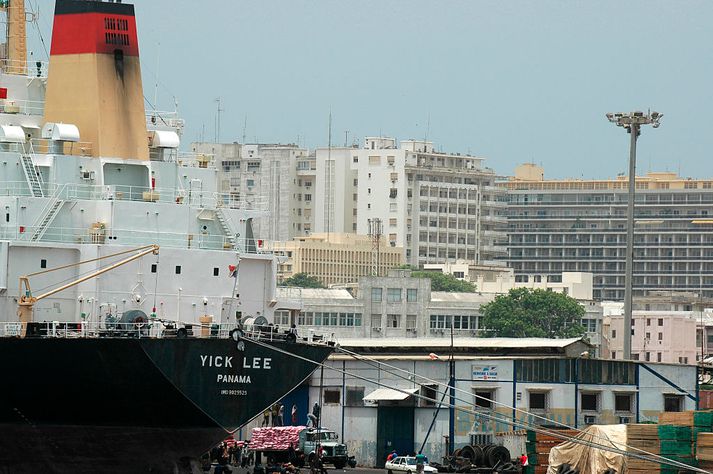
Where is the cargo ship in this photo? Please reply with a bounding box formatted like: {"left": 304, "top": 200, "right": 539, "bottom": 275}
{"left": 0, "top": 0, "right": 331, "bottom": 472}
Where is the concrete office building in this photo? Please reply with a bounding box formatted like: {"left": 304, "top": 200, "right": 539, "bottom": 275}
{"left": 502, "top": 164, "right": 713, "bottom": 300}
{"left": 191, "top": 142, "right": 314, "bottom": 241}
{"left": 314, "top": 137, "right": 507, "bottom": 267}
{"left": 270, "top": 232, "right": 403, "bottom": 286}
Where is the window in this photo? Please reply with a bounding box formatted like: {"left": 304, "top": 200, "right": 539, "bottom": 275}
{"left": 658, "top": 318, "right": 664, "bottom": 326}
{"left": 40, "top": 259, "right": 47, "bottom": 269}
{"left": 474, "top": 390, "right": 495, "bottom": 409}
{"left": 420, "top": 384, "right": 438, "bottom": 407}
{"left": 664, "top": 394, "right": 684, "bottom": 412}
{"left": 246, "top": 179, "right": 255, "bottom": 187}
{"left": 407, "top": 289, "right": 418, "bottom": 302}
{"left": 346, "top": 387, "right": 365, "bottom": 406}
{"left": 582, "top": 319, "right": 597, "bottom": 333}
{"left": 387, "top": 288, "right": 402, "bottom": 302}
{"left": 371, "top": 288, "right": 382, "bottom": 302}
{"left": 387, "top": 314, "right": 400, "bottom": 328}
{"left": 406, "top": 314, "right": 417, "bottom": 330}
{"left": 213, "top": 267, "right": 219, "bottom": 276}
{"left": 612, "top": 329, "right": 617, "bottom": 339}
{"left": 615, "top": 394, "right": 633, "bottom": 412}
{"left": 353, "top": 179, "right": 358, "bottom": 186}
{"left": 645, "top": 352, "right": 651, "bottom": 362}
{"left": 175, "top": 265, "right": 181, "bottom": 274}
{"left": 324, "top": 389, "right": 340, "bottom": 404}
{"left": 151, "top": 263, "right": 157, "bottom": 273}
{"left": 646, "top": 318, "right": 651, "bottom": 326}
{"left": 371, "top": 314, "right": 382, "bottom": 329}
{"left": 657, "top": 353, "right": 662, "bottom": 362}
{"left": 304, "top": 194, "right": 312, "bottom": 202}
{"left": 529, "top": 391, "right": 547, "bottom": 411}
{"left": 658, "top": 333, "right": 663, "bottom": 341}
{"left": 581, "top": 393, "right": 599, "bottom": 411}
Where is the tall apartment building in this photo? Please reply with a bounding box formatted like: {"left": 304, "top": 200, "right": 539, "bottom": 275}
{"left": 503, "top": 164, "right": 713, "bottom": 300}
{"left": 314, "top": 137, "right": 507, "bottom": 267}
{"left": 191, "top": 142, "right": 315, "bottom": 241}
{"left": 270, "top": 232, "right": 403, "bottom": 286}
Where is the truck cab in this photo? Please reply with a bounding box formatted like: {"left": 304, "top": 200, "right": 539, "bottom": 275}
{"left": 301, "top": 428, "right": 348, "bottom": 469}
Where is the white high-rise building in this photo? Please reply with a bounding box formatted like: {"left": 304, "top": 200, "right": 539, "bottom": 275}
{"left": 191, "top": 142, "right": 315, "bottom": 241}
{"left": 314, "top": 137, "right": 507, "bottom": 266}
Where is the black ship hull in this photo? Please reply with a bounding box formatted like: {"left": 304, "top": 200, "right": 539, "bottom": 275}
{"left": 0, "top": 337, "right": 331, "bottom": 473}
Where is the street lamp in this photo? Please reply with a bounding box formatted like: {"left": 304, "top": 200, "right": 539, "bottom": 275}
{"left": 606, "top": 110, "right": 663, "bottom": 360}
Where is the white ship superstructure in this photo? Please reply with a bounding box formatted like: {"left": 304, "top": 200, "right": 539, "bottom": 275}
{"left": 0, "top": 0, "right": 291, "bottom": 326}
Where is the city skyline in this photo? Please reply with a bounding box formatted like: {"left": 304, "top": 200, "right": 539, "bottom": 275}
{"left": 26, "top": 0, "right": 713, "bottom": 180}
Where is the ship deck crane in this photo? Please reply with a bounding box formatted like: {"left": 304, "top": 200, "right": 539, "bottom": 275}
{"left": 17, "top": 244, "right": 159, "bottom": 336}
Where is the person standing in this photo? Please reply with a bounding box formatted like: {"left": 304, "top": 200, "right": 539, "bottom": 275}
{"left": 262, "top": 408, "right": 270, "bottom": 427}
{"left": 277, "top": 403, "right": 285, "bottom": 426}
{"left": 415, "top": 452, "right": 426, "bottom": 474}
{"left": 271, "top": 404, "right": 280, "bottom": 427}
{"left": 291, "top": 404, "right": 298, "bottom": 425}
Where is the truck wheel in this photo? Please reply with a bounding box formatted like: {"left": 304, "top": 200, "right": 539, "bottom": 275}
{"left": 388, "top": 470, "right": 393, "bottom": 474}
{"left": 334, "top": 460, "right": 346, "bottom": 469}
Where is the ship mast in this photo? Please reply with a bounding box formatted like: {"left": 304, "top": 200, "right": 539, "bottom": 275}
{"left": 1, "top": 0, "right": 27, "bottom": 75}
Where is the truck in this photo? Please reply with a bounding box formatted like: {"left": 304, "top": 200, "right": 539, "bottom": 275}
{"left": 249, "top": 426, "right": 349, "bottom": 469}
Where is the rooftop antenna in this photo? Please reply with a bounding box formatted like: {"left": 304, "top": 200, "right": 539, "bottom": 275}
{"left": 424, "top": 112, "right": 431, "bottom": 143}
{"left": 368, "top": 218, "right": 383, "bottom": 276}
{"left": 326, "top": 110, "right": 332, "bottom": 242}
{"left": 214, "top": 97, "right": 223, "bottom": 143}
{"left": 153, "top": 41, "right": 160, "bottom": 115}
{"left": 242, "top": 115, "right": 247, "bottom": 144}
{"left": 344, "top": 130, "right": 350, "bottom": 147}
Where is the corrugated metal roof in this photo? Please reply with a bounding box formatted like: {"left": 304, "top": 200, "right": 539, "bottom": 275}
{"left": 275, "top": 288, "right": 355, "bottom": 300}
{"left": 363, "top": 387, "right": 419, "bottom": 401}
{"left": 336, "top": 337, "right": 584, "bottom": 349}
{"left": 430, "top": 292, "right": 492, "bottom": 303}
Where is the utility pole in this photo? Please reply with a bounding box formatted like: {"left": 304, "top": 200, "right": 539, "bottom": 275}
{"left": 606, "top": 111, "right": 663, "bottom": 360}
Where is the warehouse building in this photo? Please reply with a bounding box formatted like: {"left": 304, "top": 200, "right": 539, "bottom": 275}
{"left": 300, "top": 339, "right": 698, "bottom": 467}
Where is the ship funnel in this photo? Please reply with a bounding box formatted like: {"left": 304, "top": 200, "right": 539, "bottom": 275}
{"left": 43, "top": 0, "right": 148, "bottom": 160}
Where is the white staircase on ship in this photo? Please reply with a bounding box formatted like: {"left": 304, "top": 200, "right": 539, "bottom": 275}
{"left": 30, "top": 199, "right": 64, "bottom": 242}
{"left": 214, "top": 208, "right": 237, "bottom": 248}
{"left": 20, "top": 153, "right": 44, "bottom": 197}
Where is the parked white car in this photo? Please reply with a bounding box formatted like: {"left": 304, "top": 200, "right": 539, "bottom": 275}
{"left": 385, "top": 456, "right": 438, "bottom": 474}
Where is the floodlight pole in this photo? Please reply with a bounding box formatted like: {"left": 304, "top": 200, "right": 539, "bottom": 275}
{"left": 606, "top": 111, "right": 662, "bottom": 360}
{"left": 623, "top": 124, "right": 638, "bottom": 361}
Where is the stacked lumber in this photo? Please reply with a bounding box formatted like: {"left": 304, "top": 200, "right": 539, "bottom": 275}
{"left": 528, "top": 429, "right": 579, "bottom": 474}
{"left": 697, "top": 433, "right": 713, "bottom": 462}
{"left": 626, "top": 424, "right": 660, "bottom": 473}
{"left": 658, "top": 425, "right": 696, "bottom": 473}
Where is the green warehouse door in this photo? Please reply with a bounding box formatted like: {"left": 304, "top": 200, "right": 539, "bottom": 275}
{"left": 377, "top": 406, "right": 415, "bottom": 468}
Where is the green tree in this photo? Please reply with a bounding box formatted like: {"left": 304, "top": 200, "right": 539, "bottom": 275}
{"left": 280, "top": 273, "right": 325, "bottom": 289}
{"left": 411, "top": 271, "right": 477, "bottom": 293}
{"left": 480, "top": 288, "right": 585, "bottom": 338}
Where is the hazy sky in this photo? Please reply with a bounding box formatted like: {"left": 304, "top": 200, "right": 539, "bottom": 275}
{"left": 26, "top": 1, "right": 713, "bottom": 179}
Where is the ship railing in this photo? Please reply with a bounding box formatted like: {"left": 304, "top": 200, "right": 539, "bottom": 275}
{"left": 0, "top": 98, "right": 45, "bottom": 116}
{"left": 1, "top": 59, "right": 48, "bottom": 77}
{"left": 176, "top": 151, "right": 216, "bottom": 169}
{"left": 0, "top": 178, "right": 266, "bottom": 210}
{"left": 238, "top": 324, "right": 337, "bottom": 346}
{"left": 29, "top": 138, "right": 93, "bottom": 157}
{"left": 0, "top": 180, "right": 36, "bottom": 197}
{"left": 1, "top": 223, "right": 272, "bottom": 253}
{"left": 146, "top": 110, "right": 185, "bottom": 133}
{"left": 1, "top": 321, "right": 336, "bottom": 346}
